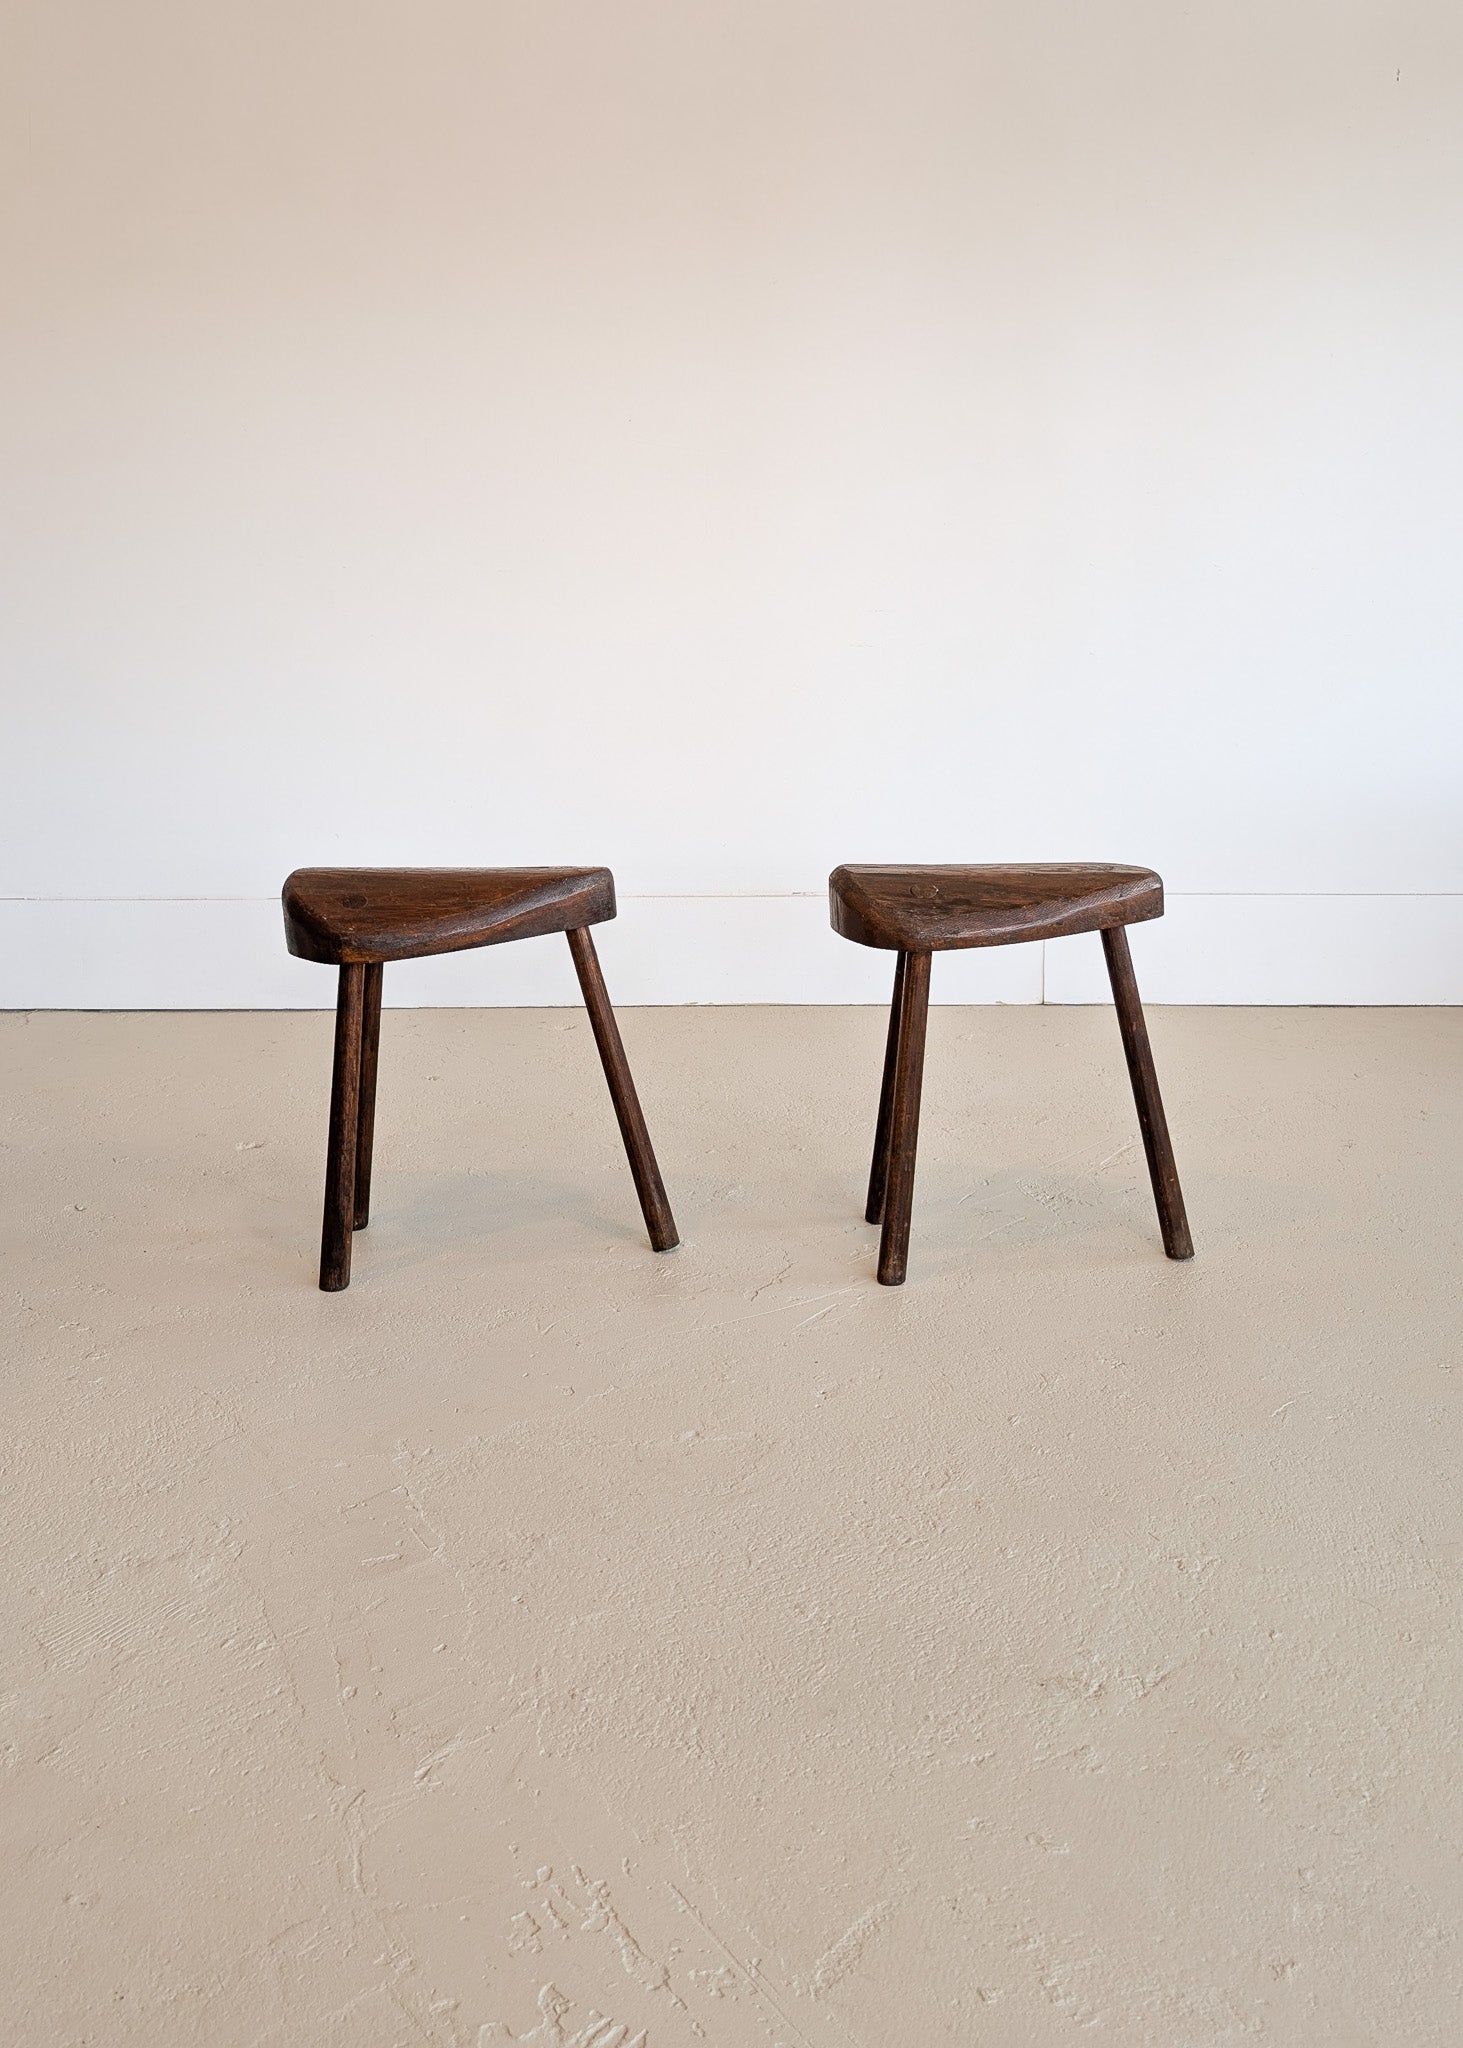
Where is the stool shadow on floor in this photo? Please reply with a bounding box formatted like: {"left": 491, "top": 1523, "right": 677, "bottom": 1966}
{"left": 339, "top": 1166, "right": 665, "bottom": 1278}
{"left": 892, "top": 1162, "right": 1192, "bottom": 1278}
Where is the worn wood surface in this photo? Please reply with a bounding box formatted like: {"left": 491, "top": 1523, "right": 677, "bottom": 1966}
{"left": 876, "top": 949, "right": 932, "bottom": 1286}
{"left": 829, "top": 862, "right": 1162, "bottom": 952}
{"left": 284, "top": 866, "right": 616, "bottom": 965}
{"left": 319, "top": 963, "right": 364, "bottom": 1291}
{"left": 289, "top": 868, "right": 676, "bottom": 1286}
{"left": 352, "top": 963, "right": 384, "bottom": 1232}
{"left": 567, "top": 927, "right": 679, "bottom": 1253}
{"left": 865, "top": 949, "right": 908, "bottom": 1227}
{"left": 1102, "top": 925, "right": 1194, "bottom": 1259}
{"left": 835, "top": 861, "right": 1192, "bottom": 1281}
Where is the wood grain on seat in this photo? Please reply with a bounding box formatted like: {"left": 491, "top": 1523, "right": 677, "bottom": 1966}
{"left": 282, "top": 867, "right": 616, "bottom": 965}
{"left": 828, "top": 863, "right": 1163, "bottom": 952}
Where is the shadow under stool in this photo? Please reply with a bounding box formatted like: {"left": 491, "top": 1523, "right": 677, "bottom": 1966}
{"left": 829, "top": 862, "right": 1194, "bottom": 1286}
{"left": 282, "top": 866, "right": 678, "bottom": 1290}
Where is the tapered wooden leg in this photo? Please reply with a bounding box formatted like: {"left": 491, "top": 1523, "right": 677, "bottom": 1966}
{"left": 877, "top": 950, "right": 931, "bottom": 1286}
{"left": 866, "top": 950, "right": 908, "bottom": 1226}
{"left": 566, "top": 927, "right": 679, "bottom": 1252}
{"left": 353, "top": 962, "right": 384, "bottom": 1230}
{"left": 1101, "top": 925, "right": 1194, "bottom": 1260}
{"left": 319, "top": 963, "right": 364, "bottom": 1291}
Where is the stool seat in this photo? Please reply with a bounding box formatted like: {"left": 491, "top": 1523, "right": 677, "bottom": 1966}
{"left": 829, "top": 863, "right": 1163, "bottom": 953}
{"left": 283, "top": 866, "right": 615, "bottom": 965}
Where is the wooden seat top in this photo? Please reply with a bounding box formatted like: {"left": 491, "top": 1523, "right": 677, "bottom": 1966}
{"left": 829, "top": 863, "right": 1163, "bottom": 952}
{"left": 283, "top": 866, "right": 616, "bottom": 965}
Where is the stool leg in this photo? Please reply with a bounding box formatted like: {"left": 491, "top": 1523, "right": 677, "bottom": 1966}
{"left": 1101, "top": 925, "right": 1194, "bottom": 1260}
{"left": 353, "top": 963, "right": 384, "bottom": 1230}
{"left": 319, "top": 963, "right": 364, "bottom": 1291}
{"left": 877, "top": 950, "right": 931, "bottom": 1286}
{"left": 566, "top": 927, "right": 679, "bottom": 1252}
{"left": 866, "top": 950, "right": 908, "bottom": 1225}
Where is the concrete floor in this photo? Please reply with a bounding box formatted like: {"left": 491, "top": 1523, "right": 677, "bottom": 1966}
{"left": 2, "top": 1005, "right": 1460, "bottom": 2047}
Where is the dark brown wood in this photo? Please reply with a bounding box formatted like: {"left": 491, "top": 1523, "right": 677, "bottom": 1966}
{"left": 320, "top": 963, "right": 364, "bottom": 1291}
{"left": 353, "top": 962, "right": 384, "bottom": 1231}
{"left": 286, "top": 865, "right": 678, "bottom": 1288}
{"left": 1101, "top": 925, "right": 1193, "bottom": 1260}
{"left": 866, "top": 949, "right": 908, "bottom": 1225}
{"left": 566, "top": 927, "right": 679, "bottom": 1253}
{"left": 830, "top": 859, "right": 1192, "bottom": 1282}
{"left": 830, "top": 863, "right": 1163, "bottom": 953}
{"left": 877, "top": 950, "right": 931, "bottom": 1286}
{"left": 283, "top": 866, "right": 616, "bottom": 965}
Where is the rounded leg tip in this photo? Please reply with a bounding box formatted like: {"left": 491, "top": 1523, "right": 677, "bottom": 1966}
{"left": 319, "top": 1273, "right": 350, "bottom": 1293}
{"left": 652, "top": 1232, "right": 681, "bottom": 1254}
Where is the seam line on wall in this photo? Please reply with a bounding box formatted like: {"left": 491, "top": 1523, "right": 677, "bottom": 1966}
{"left": 4, "top": 891, "right": 1463, "bottom": 906}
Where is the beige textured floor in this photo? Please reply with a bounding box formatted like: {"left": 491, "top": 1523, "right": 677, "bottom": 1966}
{"left": 2, "top": 1006, "right": 1460, "bottom": 2047}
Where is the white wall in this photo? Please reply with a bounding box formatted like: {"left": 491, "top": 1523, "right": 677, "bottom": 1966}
{"left": 3, "top": 1, "right": 1461, "bottom": 1007}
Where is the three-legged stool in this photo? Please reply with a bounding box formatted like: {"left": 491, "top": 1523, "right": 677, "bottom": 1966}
{"left": 283, "top": 866, "right": 678, "bottom": 1290}
{"left": 829, "top": 862, "right": 1193, "bottom": 1285}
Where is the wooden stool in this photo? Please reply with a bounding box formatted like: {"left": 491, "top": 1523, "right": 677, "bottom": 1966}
{"left": 282, "top": 867, "right": 678, "bottom": 1290}
{"left": 829, "top": 863, "right": 1193, "bottom": 1286}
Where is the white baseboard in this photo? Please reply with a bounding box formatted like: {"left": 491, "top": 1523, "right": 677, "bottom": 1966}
{"left": 0, "top": 894, "right": 1458, "bottom": 1008}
